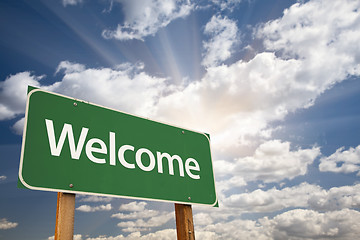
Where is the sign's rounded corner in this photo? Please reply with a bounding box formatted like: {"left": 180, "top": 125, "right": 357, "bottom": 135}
{"left": 18, "top": 172, "right": 36, "bottom": 190}
{"left": 209, "top": 195, "right": 219, "bottom": 207}
{"left": 27, "top": 87, "right": 44, "bottom": 98}
{"left": 199, "top": 132, "right": 211, "bottom": 144}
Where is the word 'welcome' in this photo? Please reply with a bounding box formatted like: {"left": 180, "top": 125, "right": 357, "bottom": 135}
{"left": 45, "top": 119, "right": 200, "bottom": 179}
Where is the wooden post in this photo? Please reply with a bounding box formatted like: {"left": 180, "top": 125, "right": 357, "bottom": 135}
{"left": 55, "top": 192, "right": 76, "bottom": 240}
{"left": 175, "top": 203, "right": 195, "bottom": 240}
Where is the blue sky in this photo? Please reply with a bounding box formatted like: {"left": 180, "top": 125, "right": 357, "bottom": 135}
{"left": 1, "top": 0, "right": 360, "bottom": 239}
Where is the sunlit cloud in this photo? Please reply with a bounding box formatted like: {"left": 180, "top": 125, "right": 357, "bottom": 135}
{"left": 102, "top": 0, "right": 193, "bottom": 41}
{"left": 76, "top": 203, "right": 112, "bottom": 212}
{"left": 202, "top": 15, "right": 239, "bottom": 67}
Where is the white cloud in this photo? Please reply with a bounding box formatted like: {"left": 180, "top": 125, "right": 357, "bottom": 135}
{"left": 0, "top": 175, "right": 6, "bottom": 181}
{"left": 211, "top": 0, "right": 242, "bottom": 11}
{"left": 112, "top": 209, "right": 159, "bottom": 220}
{"left": 319, "top": 145, "right": 360, "bottom": 175}
{"left": 55, "top": 61, "right": 86, "bottom": 74}
{"left": 11, "top": 117, "right": 25, "bottom": 135}
{"left": 224, "top": 182, "right": 320, "bottom": 212}
{"left": 257, "top": 0, "right": 360, "bottom": 79}
{"left": 112, "top": 201, "right": 174, "bottom": 233}
{"left": 102, "top": 0, "right": 193, "bottom": 41}
{"left": 46, "top": 61, "right": 167, "bottom": 117}
{"left": 307, "top": 184, "right": 360, "bottom": 211}
{"left": 266, "top": 208, "right": 360, "bottom": 240}
{"left": 153, "top": 52, "right": 305, "bottom": 151}
{"left": 84, "top": 229, "right": 176, "bottom": 240}
{"left": 117, "top": 212, "right": 174, "bottom": 232}
{"left": 234, "top": 140, "right": 320, "bottom": 183}
{"left": 148, "top": 0, "right": 360, "bottom": 161}
{"left": 0, "top": 72, "right": 41, "bottom": 120}
{"left": 216, "top": 175, "right": 247, "bottom": 195}
{"left": 62, "top": 0, "right": 83, "bottom": 7}
{"left": 193, "top": 212, "right": 214, "bottom": 226}
{"left": 77, "top": 195, "right": 113, "bottom": 203}
{"left": 223, "top": 182, "right": 360, "bottom": 213}
{"left": 0, "top": 61, "right": 167, "bottom": 136}
{"left": 118, "top": 201, "right": 147, "bottom": 212}
{"left": 197, "top": 208, "right": 360, "bottom": 240}
{"left": 199, "top": 218, "right": 269, "bottom": 240}
{"left": 76, "top": 204, "right": 112, "bottom": 212}
{"left": 216, "top": 140, "right": 320, "bottom": 184}
{"left": 0, "top": 218, "right": 18, "bottom": 230}
{"left": 202, "top": 15, "right": 239, "bottom": 67}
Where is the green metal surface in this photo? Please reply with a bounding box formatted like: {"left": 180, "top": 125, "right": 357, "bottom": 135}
{"left": 19, "top": 88, "right": 217, "bottom": 206}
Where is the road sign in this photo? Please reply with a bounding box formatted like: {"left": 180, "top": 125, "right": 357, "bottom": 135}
{"left": 19, "top": 88, "right": 217, "bottom": 206}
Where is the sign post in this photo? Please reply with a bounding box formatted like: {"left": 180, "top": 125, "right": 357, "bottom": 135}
{"left": 175, "top": 203, "right": 195, "bottom": 240}
{"left": 55, "top": 192, "right": 75, "bottom": 240}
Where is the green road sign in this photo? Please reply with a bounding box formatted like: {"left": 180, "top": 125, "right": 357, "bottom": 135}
{"left": 19, "top": 88, "right": 217, "bottom": 206}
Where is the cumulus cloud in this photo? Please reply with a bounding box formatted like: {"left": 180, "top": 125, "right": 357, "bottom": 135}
{"left": 307, "top": 184, "right": 360, "bottom": 211}
{"left": 76, "top": 204, "right": 112, "bottom": 212}
{"left": 257, "top": 0, "right": 360, "bottom": 79}
{"left": 150, "top": 0, "right": 360, "bottom": 159}
{"left": 319, "top": 145, "right": 360, "bottom": 175}
{"left": 11, "top": 117, "right": 25, "bottom": 135}
{"left": 224, "top": 182, "right": 320, "bottom": 212}
{"left": 215, "top": 140, "right": 320, "bottom": 185}
{"left": 118, "top": 201, "right": 147, "bottom": 212}
{"left": 0, "top": 218, "right": 18, "bottom": 230}
{"left": 0, "top": 61, "right": 167, "bottom": 135}
{"left": 62, "top": 0, "right": 83, "bottom": 7}
{"left": 202, "top": 15, "right": 239, "bottom": 67}
{"left": 50, "top": 208, "right": 360, "bottom": 240}
{"left": 197, "top": 208, "right": 360, "bottom": 240}
{"left": 112, "top": 209, "right": 159, "bottom": 220}
{"left": 112, "top": 201, "right": 173, "bottom": 233}
{"left": 0, "top": 175, "right": 7, "bottom": 181}
{"left": 117, "top": 212, "right": 174, "bottom": 232}
{"left": 216, "top": 175, "right": 247, "bottom": 195}
{"left": 267, "top": 208, "right": 360, "bottom": 240}
{"left": 224, "top": 182, "right": 360, "bottom": 213}
{"left": 199, "top": 218, "right": 269, "bottom": 239}
{"left": 193, "top": 212, "right": 214, "bottom": 226}
{"left": 47, "top": 61, "right": 167, "bottom": 117}
{"left": 55, "top": 61, "right": 86, "bottom": 74}
{"left": 102, "top": 0, "right": 193, "bottom": 41}
{"left": 0, "top": 72, "right": 41, "bottom": 120}
{"left": 234, "top": 140, "right": 320, "bottom": 183}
